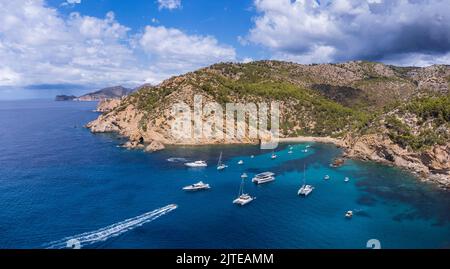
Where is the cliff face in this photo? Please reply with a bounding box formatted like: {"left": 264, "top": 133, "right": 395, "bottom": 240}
{"left": 87, "top": 60, "right": 450, "bottom": 187}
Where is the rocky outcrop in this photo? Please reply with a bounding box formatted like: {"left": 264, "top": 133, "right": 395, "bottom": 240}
{"left": 86, "top": 60, "right": 450, "bottom": 188}
{"left": 144, "top": 140, "right": 165, "bottom": 152}
{"left": 343, "top": 134, "right": 450, "bottom": 188}
{"left": 96, "top": 99, "right": 121, "bottom": 113}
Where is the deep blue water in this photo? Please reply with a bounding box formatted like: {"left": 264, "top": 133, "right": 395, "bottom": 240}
{"left": 0, "top": 100, "right": 449, "bottom": 249}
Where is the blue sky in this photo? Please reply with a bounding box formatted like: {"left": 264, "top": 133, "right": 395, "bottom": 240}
{"left": 1, "top": 0, "right": 450, "bottom": 99}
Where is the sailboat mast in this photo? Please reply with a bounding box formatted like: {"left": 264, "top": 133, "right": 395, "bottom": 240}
{"left": 218, "top": 151, "right": 222, "bottom": 166}
{"left": 303, "top": 163, "right": 306, "bottom": 185}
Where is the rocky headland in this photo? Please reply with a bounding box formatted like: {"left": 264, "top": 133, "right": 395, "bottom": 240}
{"left": 86, "top": 61, "right": 450, "bottom": 188}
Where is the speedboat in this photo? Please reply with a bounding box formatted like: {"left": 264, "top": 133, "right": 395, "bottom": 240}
{"left": 233, "top": 194, "right": 254, "bottom": 206}
{"left": 238, "top": 160, "right": 244, "bottom": 165}
{"left": 183, "top": 181, "right": 210, "bottom": 191}
{"left": 345, "top": 210, "right": 353, "bottom": 218}
{"left": 324, "top": 175, "right": 330, "bottom": 180}
{"left": 185, "top": 160, "right": 207, "bottom": 167}
{"left": 344, "top": 177, "right": 350, "bottom": 182}
{"left": 298, "top": 184, "right": 314, "bottom": 196}
{"left": 252, "top": 172, "right": 275, "bottom": 184}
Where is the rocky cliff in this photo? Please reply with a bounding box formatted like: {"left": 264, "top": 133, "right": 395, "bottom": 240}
{"left": 87, "top": 60, "right": 450, "bottom": 187}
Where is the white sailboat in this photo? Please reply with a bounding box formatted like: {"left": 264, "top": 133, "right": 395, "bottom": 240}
{"left": 217, "top": 151, "right": 227, "bottom": 170}
{"left": 233, "top": 173, "right": 255, "bottom": 206}
{"left": 298, "top": 164, "right": 314, "bottom": 196}
{"left": 271, "top": 150, "right": 277, "bottom": 159}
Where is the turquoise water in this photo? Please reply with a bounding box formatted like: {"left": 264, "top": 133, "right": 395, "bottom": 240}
{"left": 0, "top": 100, "right": 449, "bottom": 249}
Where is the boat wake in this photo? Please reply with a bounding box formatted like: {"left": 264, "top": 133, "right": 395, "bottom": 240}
{"left": 45, "top": 204, "right": 177, "bottom": 249}
{"left": 167, "top": 157, "right": 188, "bottom": 163}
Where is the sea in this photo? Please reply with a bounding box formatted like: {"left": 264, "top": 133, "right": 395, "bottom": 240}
{"left": 0, "top": 99, "right": 449, "bottom": 249}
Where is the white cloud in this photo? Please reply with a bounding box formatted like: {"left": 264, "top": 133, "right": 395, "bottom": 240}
{"left": 0, "top": 0, "right": 235, "bottom": 87}
{"left": 61, "top": 0, "right": 81, "bottom": 7}
{"left": 157, "top": 0, "right": 181, "bottom": 11}
{"left": 247, "top": 0, "right": 450, "bottom": 65}
{"left": 139, "top": 26, "right": 236, "bottom": 73}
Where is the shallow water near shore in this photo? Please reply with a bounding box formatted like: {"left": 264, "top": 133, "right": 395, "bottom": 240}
{"left": 0, "top": 100, "right": 449, "bottom": 249}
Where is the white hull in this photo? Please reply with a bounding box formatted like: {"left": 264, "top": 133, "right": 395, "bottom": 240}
{"left": 185, "top": 161, "right": 207, "bottom": 167}
{"left": 183, "top": 181, "right": 210, "bottom": 191}
{"left": 233, "top": 195, "right": 254, "bottom": 206}
{"left": 217, "top": 164, "right": 227, "bottom": 170}
{"left": 252, "top": 177, "right": 275, "bottom": 184}
{"left": 298, "top": 185, "right": 314, "bottom": 196}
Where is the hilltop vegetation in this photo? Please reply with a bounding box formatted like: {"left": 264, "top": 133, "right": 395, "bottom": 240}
{"left": 87, "top": 60, "right": 450, "bottom": 187}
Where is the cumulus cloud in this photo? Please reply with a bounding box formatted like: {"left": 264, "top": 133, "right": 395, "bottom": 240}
{"left": 0, "top": 0, "right": 235, "bottom": 87}
{"left": 139, "top": 26, "right": 236, "bottom": 73}
{"left": 247, "top": 0, "right": 450, "bottom": 65}
{"left": 157, "top": 0, "right": 181, "bottom": 10}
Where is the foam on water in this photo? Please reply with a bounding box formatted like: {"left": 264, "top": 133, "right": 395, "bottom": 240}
{"left": 45, "top": 204, "right": 177, "bottom": 249}
{"left": 167, "top": 157, "right": 189, "bottom": 163}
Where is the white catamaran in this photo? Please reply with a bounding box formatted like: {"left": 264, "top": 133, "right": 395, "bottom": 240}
{"left": 217, "top": 152, "right": 227, "bottom": 170}
{"left": 252, "top": 172, "right": 276, "bottom": 184}
{"left": 233, "top": 173, "right": 255, "bottom": 206}
{"left": 298, "top": 164, "right": 314, "bottom": 196}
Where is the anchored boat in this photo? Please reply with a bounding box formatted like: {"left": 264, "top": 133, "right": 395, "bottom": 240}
{"left": 185, "top": 160, "right": 207, "bottom": 167}
{"left": 217, "top": 152, "right": 227, "bottom": 170}
{"left": 233, "top": 173, "right": 255, "bottom": 206}
{"left": 183, "top": 181, "right": 210, "bottom": 191}
{"left": 298, "top": 164, "right": 314, "bottom": 196}
{"left": 252, "top": 172, "right": 275, "bottom": 184}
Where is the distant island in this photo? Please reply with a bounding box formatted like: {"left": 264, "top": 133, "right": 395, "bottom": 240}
{"left": 55, "top": 86, "right": 132, "bottom": 102}
{"left": 55, "top": 95, "right": 76, "bottom": 101}
{"left": 87, "top": 61, "right": 450, "bottom": 188}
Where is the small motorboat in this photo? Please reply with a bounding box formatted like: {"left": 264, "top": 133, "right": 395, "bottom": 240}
{"left": 250, "top": 155, "right": 255, "bottom": 158}
{"left": 288, "top": 150, "right": 293, "bottom": 154}
{"left": 344, "top": 177, "right": 350, "bottom": 183}
{"left": 345, "top": 211, "right": 353, "bottom": 218}
{"left": 183, "top": 181, "right": 210, "bottom": 191}
{"left": 185, "top": 161, "right": 207, "bottom": 167}
{"left": 271, "top": 150, "right": 277, "bottom": 159}
{"left": 238, "top": 160, "right": 244, "bottom": 165}
{"left": 324, "top": 175, "right": 330, "bottom": 180}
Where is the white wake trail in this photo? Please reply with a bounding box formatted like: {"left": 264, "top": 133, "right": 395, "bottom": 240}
{"left": 45, "top": 204, "right": 177, "bottom": 249}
